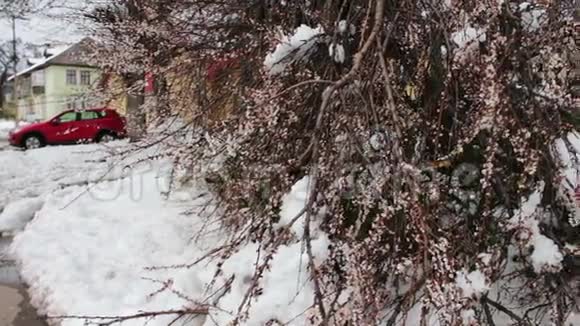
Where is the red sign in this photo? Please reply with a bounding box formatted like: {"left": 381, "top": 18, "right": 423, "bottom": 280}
{"left": 145, "top": 72, "right": 155, "bottom": 94}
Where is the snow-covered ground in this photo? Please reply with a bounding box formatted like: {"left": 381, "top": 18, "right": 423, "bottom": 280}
{"left": 0, "top": 120, "right": 15, "bottom": 150}
{"left": 12, "top": 167, "right": 212, "bottom": 326}
{"left": 0, "top": 143, "right": 122, "bottom": 223}
{"left": 0, "top": 143, "right": 212, "bottom": 325}
{"left": 0, "top": 142, "right": 329, "bottom": 326}
{"left": 0, "top": 120, "right": 15, "bottom": 141}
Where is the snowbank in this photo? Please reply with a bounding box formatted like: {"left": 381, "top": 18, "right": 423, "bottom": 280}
{"left": 0, "top": 142, "right": 129, "bottom": 217}
{"left": 12, "top": 163, "right": 212, "bottom": 326}
{"left": 0, "top": 120, "right": 15, "bottom": 140}
{"left": 2, "top": 142, "right": 331, "bottom": 326}
{"left": 209, "top": 175, "right": 330, "bottom": 325}
{"left": 0, "top": 197, "right": 45, "bottom": 233}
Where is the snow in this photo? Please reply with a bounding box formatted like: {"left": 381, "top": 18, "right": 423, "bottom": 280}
{"left": 554, "top": 133, "right": 580, "bottom": 227}
{"left": 519, "top": 4, "right": 546, "bottom": 32}
{"left": 329, "top": 43, "right": 345, "bottom": 63}
{"left": 451, "top": 26, "right": 486, "bottom": 49}
{"left": 275, "top": 176, "right": 310, "bottom": 238}
{"left": 397, "top": 301, "right": 440, "bottom": 326}
{"left": 0, "top": 142, "right": 127, "bottom": 214}
{"left": 336, "top": 20, "right": 354, "bottom": 35}
{"left": 264, "top": 24, "right": 324, "bottom": 75}
{"left": 211, "top": 177, "right": 330, "bottom": 325}
{"left": 338, "top": 20, "right": 348, "bottom": 34}
{"left": 3, "top": 128, "right": 575, "bottom": 325}
{"left": 0, "top": 143, "right": 331, "bottom": 326}
{"left": 508, "top": 188, "right": 564, "bottom": 273}
{"left": 0, "top": 197, "right": 45, "bottom": 233}
{"left": 369, "top": 132, "right": 386, "bottom": 151}
{"left": 455, "top": 269, "right": 489, "bottom": 298}
{"left": 11, "top": 165, "right": 211, "bottom": 326}
{"left": 211, "top": 235, "right": 330, "bottom": 325}
{"left": 0, "top": 120, "right": 15, "bottom": 140}
{"left": 460, "top": 309, "right": 476, "bottom": 324}
{"left": 7, "top": 44, "right": 72, "bottom": 81}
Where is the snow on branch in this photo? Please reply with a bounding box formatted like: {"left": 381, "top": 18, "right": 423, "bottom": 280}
{"left": 264, "top": 24, "right": 325, "bottom": 75}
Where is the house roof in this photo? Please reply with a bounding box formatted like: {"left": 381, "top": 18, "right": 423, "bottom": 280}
{"left": 7, "top": 37, "right": 96, "bottom": 82}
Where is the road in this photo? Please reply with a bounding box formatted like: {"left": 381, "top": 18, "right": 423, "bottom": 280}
{"left": 0, "top": 139, "right": 8, "bottom": 151}
{"left": 0, "top": 139, "right": 51, "bottom": 326}
{"left": 0, "top": 285, "right": 21, "bottom": 325}
{"left": 0, "top": 285, "right": 46, "bottom": 326}
{"left": 0, "top": 237, "right": 46, "bottom": 326}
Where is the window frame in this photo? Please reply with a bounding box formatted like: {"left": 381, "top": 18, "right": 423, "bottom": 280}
{"left": 56, "top": 111, "right": 79, "bottom": 123}
{"left": 79, "top": 110, "right": 102, "bottom": 121}
{"left": 66, "top": 69, "right": 77, "bottom": 85}
{"left": 80, "top": 71, "right": 91, "bottom": 86}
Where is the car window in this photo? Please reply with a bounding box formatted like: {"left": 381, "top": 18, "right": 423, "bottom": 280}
{"left": 57, "top": 112, "right": 78, "bottom": 123}
{"left": 80, "top": 111, "right": 101, "bottom": 120}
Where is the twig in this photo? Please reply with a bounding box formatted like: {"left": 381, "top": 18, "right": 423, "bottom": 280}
{"left": 45, "top": 308, "right": 209, "bottom": 326}
{"left": 266, "top": 79, "right": 334, "bottom": 102}
{"left": 483, "top": 296, "right": 529, "bottom": 325}
{"left": 481, "top": 296, "right": 497, "bottom": 326}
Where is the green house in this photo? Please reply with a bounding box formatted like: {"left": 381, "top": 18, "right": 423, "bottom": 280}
{"left": 6, "top": 38, "right": 102, "bottom": 121}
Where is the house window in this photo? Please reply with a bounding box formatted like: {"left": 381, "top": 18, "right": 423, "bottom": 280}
{"left": 66, "top": 69, "right": 77, "bottom": 85}
{"left": 32, "top": 86, "right": 45, "bottom": 95}
{"left": 80, "top": 71, "right": 91, "bottom": 86}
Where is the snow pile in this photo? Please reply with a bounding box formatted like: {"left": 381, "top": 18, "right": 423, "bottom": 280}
{"left": 3, "top": 142, "right": 331, "bottom": 326}
{"left": 508, "top": 189, "right": 563, "bottom": 273}
{"left": 211, "top": 176, "right": 330, "bottom": 325}
{"left": 0, "top": 197, "right": 45, "bottom": 233}
{"left": 11, "top": 163, "right": 212, "bottom": 326}
{"left": 0, "top": 120, "right": 15, "bottom": 140}
{"left": 210, "top": 238, "right": 329, "bottom": 325}
{"left": 0, "top": 142, "right": 130, "bottom": 217}
{"left": 264, "top": 24, "right": 324, "bottom": 75}
{"left": 455, "top": 269, "right": 489, "bottom": 298}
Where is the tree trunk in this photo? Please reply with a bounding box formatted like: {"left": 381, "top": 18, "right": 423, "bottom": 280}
{"left": 0, "top": 70, "right": 6, "bottom": 115}
{"left": 124, "top": 74, "right": 146, "bottom": 142}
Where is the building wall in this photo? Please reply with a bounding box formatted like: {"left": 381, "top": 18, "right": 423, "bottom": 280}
{"left": 101, "top": 74, "right": 128, "bottom": 116}
{"left": 10, "top": 65, "right": 129, "bottom": 121}
{"left": 44, "top": 65, "right": 102, "bottom": 119}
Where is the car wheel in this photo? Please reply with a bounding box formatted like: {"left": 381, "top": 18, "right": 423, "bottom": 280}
{"left": 23, "top": 135, "right": 43, "bottom": 150}
{"left": 97, "top": 132, "right": 115, "bottom": 143}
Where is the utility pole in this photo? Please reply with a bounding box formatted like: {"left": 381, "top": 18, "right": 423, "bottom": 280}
{"left": 11, "top": 16, "right": 17, "bottom": 113}
{"left": 11, "top": 15, "right": 21, "bottom": 120}
{"left": 11, "top": 16, "right": 16, "bottom": 74}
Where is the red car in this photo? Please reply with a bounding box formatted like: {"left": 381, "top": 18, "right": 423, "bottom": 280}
{"left": 9, "top": 108, "right": 127, "bottom": 150}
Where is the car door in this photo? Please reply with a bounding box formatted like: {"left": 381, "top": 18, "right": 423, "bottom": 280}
{"left": 77, "top": 110, "right": 104, "bottom": 141}
{"left": 49, "top": 111, "right": 82, "bottom": 144}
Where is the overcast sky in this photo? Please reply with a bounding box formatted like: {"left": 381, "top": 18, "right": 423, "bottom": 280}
{"left": 0, "top": 16, "right": 83, "bottom": 45}
{"left": 0, "top": 1, "right": 92, "bottom": 45}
